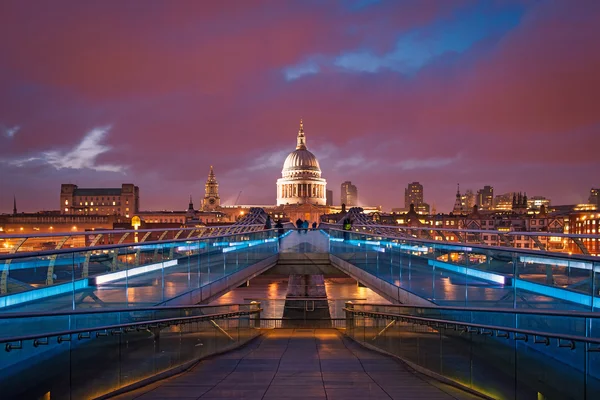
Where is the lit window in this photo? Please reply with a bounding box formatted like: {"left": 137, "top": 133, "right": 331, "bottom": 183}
{"left": 65, "top": 200, "right": 69, "bottom": 205}
{"left": 91, "top": 202, "right": 94, "bottom": 206}
{"left": 112, "top": 201, "right": 116, "bottom": 205}
{"left": 64, "top": 208, "right": 68, "bottom": 212}
{"left": 85, "top": 202, "right": 88, "bottom": 206}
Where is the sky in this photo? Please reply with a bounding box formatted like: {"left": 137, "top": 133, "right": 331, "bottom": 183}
{"left": 1, "top": 0, "right": 599, "bottom": 213}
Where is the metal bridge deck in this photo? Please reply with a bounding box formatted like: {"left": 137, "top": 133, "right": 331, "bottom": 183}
{"left": 114, "top": 328, "right": 482, "bottom": 400}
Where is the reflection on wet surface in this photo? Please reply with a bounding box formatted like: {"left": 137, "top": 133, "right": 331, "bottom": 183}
{"left": 210, "top": 275, "right": 390, "bottom": 318}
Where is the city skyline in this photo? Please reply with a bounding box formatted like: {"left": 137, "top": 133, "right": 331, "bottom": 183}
{"left": 1, "top": 1, "right": 599, "bottom": 213}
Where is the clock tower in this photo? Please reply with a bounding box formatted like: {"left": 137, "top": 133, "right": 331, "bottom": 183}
{"left": 202, "top": 165, "right": 220, "bottom": 211}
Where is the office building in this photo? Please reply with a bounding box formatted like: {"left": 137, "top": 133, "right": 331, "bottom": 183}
{"left": 528, "top": 196, "right": 551, "bottom": 210}
{"left": 404, "top": 182, "right": 424, "bottom": 209}
{"left": 326, "top": 190, "right": 333, "bottom": 206}
{"left": 60, "top": 183, "right": 139, "bottom": 217}
{"left": 476, "top": 185, "right": 494, "bottom": 210}
{"left": 341, "top": 181, "right": 358, "bottom": 206}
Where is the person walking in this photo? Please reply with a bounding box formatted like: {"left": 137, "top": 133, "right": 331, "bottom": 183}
{"left": 275, "top": 219, "right": 284, "bottom": 247}
{"left": 302, "top": 220, "right": 309, "bottom": 233}
{"left": 295, "top": 218, "right": 303, "bottom": 232}
{"left": 265, "top": 215, "right": 272, "bottom": 230}
{"left": 312, "top": 221, "right": 317, "bottom": 230}
{"left": 343, "top": 218, "right": 352, "bottom": 240}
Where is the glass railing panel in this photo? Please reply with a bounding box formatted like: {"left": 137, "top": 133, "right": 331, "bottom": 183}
{"left": 346, "top": 307, "right": 600, "bottom": 400}
{"left": 280, "top": 228, "right": 329, "bottom": 254}
{"left": 588, "top": 344, "right": 600, "bottom": 398}
{"left": 594, "top": 261, "right": 600, "bottom": 313}
{"left": 0, "top": 306, "right": 260, "bottom": 398}
{"left": 1, "top": 231, "right": 278, "bottom": 313}
{"left": 331, "top": 228, "right": 600, "bottom": 311}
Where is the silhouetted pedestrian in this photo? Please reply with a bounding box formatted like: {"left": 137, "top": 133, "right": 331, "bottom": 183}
{"left": 343, "top": 218, "right": 352, "bottom": 240}
{"left": 275, "top": 220, "right": 284, "bottom": 246}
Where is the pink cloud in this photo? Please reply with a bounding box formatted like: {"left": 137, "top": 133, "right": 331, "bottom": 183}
{"left": 0, "top": 0, "right": 599, "bottom": 213}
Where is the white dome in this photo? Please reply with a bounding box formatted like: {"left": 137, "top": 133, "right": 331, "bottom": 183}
{"left": 276, "top": 119, "right": 327, "bottom": 206}
{"left": 282, "top": 149, "right": 321, "bottom": 178}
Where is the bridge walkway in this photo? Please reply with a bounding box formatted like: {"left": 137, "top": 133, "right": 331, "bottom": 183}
{"left": 114, "top": 328, "right": 482, "bottom": 400}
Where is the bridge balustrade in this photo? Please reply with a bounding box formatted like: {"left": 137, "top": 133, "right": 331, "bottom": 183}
{"left": 326, "top": 228, "right": 600, "bottom": 311}
{"left": 0, "top": 229, "right": 278, "bottom": 311}
{"left": 345, "top": 303, "right": 600, "bottom": 400}
{"left": 0, "top": 303, "right": 262, "bottom": 399}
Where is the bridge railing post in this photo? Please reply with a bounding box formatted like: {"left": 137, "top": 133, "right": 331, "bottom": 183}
{"left": 250, "top": 301, "right": 261, "bottom": 328}
{"left": 345, "top": 301, "right": 354, "bottom": 333}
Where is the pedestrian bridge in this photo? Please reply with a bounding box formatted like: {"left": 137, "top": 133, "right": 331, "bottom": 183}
{"left": 1, "top": 220, "right": 600, "bottom": 399}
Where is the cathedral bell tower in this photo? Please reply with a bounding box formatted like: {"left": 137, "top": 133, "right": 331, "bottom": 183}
{"left": 202, "top": 166, "right": 220, "bottom": 211}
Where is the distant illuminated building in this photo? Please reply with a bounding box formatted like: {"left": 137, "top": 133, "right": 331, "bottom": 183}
{"left": 568, "top": 211, "right": 600, "bottom": 256}
{"left": 60, "top": 183, "right": 139, "bottom": 217}
{"left": 590, "top": 188, "right": 599, "bottom": 207}
{"left": 476, "top": 185, "right": 494, "bottom": 210}
{"left": 202, "top": 166, "right": 221, "bottom": 211}
{"left": 326, "top": 189, "right": 333, "bottom": 206}
{"left": 276, "top": 119, "right": 327, "bottom": 206}
{"left": 512, "top": 192, "right": 528, "bottom": 214}
{"left": 452, "top": 184, "right": 464, "bottom": 214}
{"left": 527, "top": 196, "right": 550, "bottom": 210}
{"left": 461, "top": 189, "right": 475, "bottom": 211}
{"left": 493, "top": 192, "right": 514, "bottom": 211}
{"left": 341, "top": 181, "right": 358, "bottom": 207}
{"left": 404, "top": 182, "right": 423, "bottom": 209}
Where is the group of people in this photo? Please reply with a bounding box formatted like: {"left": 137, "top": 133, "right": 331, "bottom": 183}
{"left": 295, "top": 218, "right": 317, "bottom": 233}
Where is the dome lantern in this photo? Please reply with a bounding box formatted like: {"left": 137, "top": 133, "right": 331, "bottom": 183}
{"left": 296, "top": 119, "right": 306, "bottom": 150}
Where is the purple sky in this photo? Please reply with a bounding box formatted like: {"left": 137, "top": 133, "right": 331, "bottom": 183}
{"left": 1, "top": 0, "right": 599, "bottom": 213}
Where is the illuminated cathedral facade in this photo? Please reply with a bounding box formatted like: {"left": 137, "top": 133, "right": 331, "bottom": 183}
{"left": 276, "top": 120, "right": 327, "bottom": 206}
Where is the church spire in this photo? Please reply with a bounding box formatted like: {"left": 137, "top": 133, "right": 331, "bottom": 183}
{"left": 452, "top": 184, "right": 462, "bottom": 214}
{"left": 203, "top": 165, "right": 220, "bottom": 211}
{"left": 13, "top": 195, "right": 17, "bottom": 216}
{"left": 188, "top": 195, "right": 194, "bottom": 211}
{"left": 296, "top": 118, "right": 306, "bottom": 150}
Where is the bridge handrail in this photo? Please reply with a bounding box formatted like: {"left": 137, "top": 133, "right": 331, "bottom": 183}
{"left": 0, "top": 303, "right": 261, "bottom": 319}
{"left": 324, "top": 226, "right": 600, "bottom": 262}
{"left": 0, "top": 307, "right": 262, "bottom": 349}
{"left": 343, "top": 303, "right": 600, "bottom": 319}
{"left": 0, "top": 223, "right": 265, "bottom": 240}
{"left": 0, "top": 226, "right": 273, "bottom": 261}
{"left": 322, "top": 222, "right": 599, "bottom": 240}
{"left": 344, "top": 307, "right": 600, "bottom": 348}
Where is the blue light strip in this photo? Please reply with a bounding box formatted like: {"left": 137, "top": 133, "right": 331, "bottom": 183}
{"left": 0, "top": 279, "right": 89, "bottom": 308}
{"left": 428, "top": 260, "right": 509, "bottom": 285}
{"left": 514, "top": 279, "right": 600, "bottom": 308}
{"left": 519, "top": 255, "right": 594, "bottom": 271}
{"left": 222, "top": 238, "right": 275, "bottom": 253}
{"left": 94, "top": 260, "right": 179, "bottom": 284}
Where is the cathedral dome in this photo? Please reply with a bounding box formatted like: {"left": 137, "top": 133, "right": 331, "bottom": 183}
{"left": 276, "top": 119, "right": 327, "bottom": 206}
{"left": 282, "top": 148, "right": 321, "bottom": 177}
{"left": 281, "top": 119, "right": 321, "bottom": 179}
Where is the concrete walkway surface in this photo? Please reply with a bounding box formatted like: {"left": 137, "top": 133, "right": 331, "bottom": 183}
{"left": 112, "top": 329, "right": 484, "bottom": 400}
